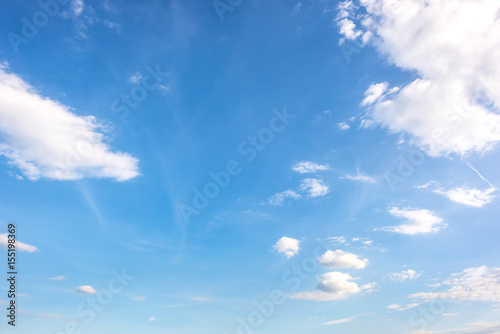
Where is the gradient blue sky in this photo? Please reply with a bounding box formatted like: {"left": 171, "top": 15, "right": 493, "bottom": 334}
{"left": 1, "top": 0, "right": 500, "bottom": 333}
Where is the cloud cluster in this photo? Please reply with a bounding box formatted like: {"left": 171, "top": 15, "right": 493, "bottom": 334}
{"left": 299, "top": 178, "right": 330, "bottom": 197}
{"left": 0, "top": 65, "right": 139, "bottom": 181}
{"left": 338, "top": 0, "right": 500, "bottom": 157}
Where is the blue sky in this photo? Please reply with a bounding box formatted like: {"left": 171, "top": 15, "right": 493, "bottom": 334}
{"left": 1, "top": 0, "right": 500, "bottom": 333}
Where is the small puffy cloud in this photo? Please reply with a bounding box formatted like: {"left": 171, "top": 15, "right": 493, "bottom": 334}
{"left": 318, "top": 250, "right": 368, "bottom": 269}
{"left": 300, "top": 178, "right": 330, "bottom": 197}
{"left": 338, "top": 122, "right": 350, "bottom": 130}
{"left": 75, "top": 285, "right": 97, "bottom": 294}
{"left": 0, "top": 65, "right": 139, "bottom": 181}
{"left": 0, "top": 234, "right": 38, "bottom": 252}
{"left": 268, "top": 190, "right": 302, "bottom": 206}
{"left": 379, "top": 207, "right": 446, "bottom": 235}
{"left": 273, "top": 237, "right": 301, "bottom": 258}
{"left": 289, "top": 272, "right": 374, "bottom": 301}
{"left": 387, "top": 269, "right": 421, "bottom": 282}
{"left": 410, "top": 266, "right": 500, "bottom": 303}
{"left": 147, "top": 316, "right": 157, "bottom": 322}
{"left": 434, "top": 187, "right": 496, "bottom": 207}
{"left": 386, "top": 303, "right": 420, "bottom": 311}
{"left": 48, "top": 276, "right": 65, "bottom": 281}
{"left": 341, "top": 173, "right": 377, "bottom": 183}
{"left": 340, "top": 0, "right": 500, "bottom": 157}
{"left": 324, "top": 317, "right": 355, "bottom": 325}
{"left": 292, "top": 161, "right": 330, "bottom": 174}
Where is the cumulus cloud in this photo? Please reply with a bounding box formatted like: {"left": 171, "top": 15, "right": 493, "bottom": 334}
{"left": 338, "top": 0, "right": 500, "bottom": 157}
{"left": 0, "top": 65, "right": 139, "bottom": 181}
{"left": 292, "top": 161, "right": 330, "bottom": 174}
{"left": 75, "top": 285, "right": 97, "bottom": 294}
{"left": 289, "top": 272, "right": 375, "bottom": 301}
{"left": 434, "top": 187, "right": 496, "bottom": 207}
{"left": 378, "top": 207, "right": 446, "bottom": 235}
{"left": 318, "top": 250, "right": 368, "bottom": 269}
{"left": 409, "top": 266, "right": 500, "bottom": 303}
{"left": 300, "top": 178, "right": 330, "bottom": 197}
{"left": 268, "top": 190, "right": 302, "bottom": 206}
{"left": 387, "top": 269, "right": 421, "bottom": 282}
{"left": 0, "top": 233, "right": 38, "bottom": 252}
{"left": 273, "top": 237, "right": 301, "bottom": 258}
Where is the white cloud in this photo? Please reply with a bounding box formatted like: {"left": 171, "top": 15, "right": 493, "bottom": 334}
{"left": 71, "top": 0, "right": 84, "bottom": 17}
{"left": 434, "top": 187, "right": 496, "bottom": 207}
{"left": 339, "top": 0, "right": 500, "bottom": 157}
{"left": 292, "top": 161, "right": 330, "bottom": 174}
{"left": 0, "top": 234, "right": 38, "bottom": 252}
{"left": 292, "top": 2, "right": 302, "bottom": 14}
{"left": 75, "top": 285, "right": 97, "bottom": 294}
{"left": 48, "top": 276, "right": 65, "bottom": 281}
{"left": 342, "top": 173, "right": 377, "bottom": 183}
{"left": 442, "top": 313, "right": 458, "bottom": 319}
{"left": 300, "top": 178, "right": 330, "bottom": 197}
{"left": 338, "top": 122, "right": 350, "bottom": 130}
{"left": 409, "top": 266, "right": 500, "bottom": 303}
{"left": 268, "top": 190, "right": 302, "bottom": 206}
{"left": 318, "top": 250, "right": 368, "bottom": 269}
{"left": 128, "top": 72, "right": 143, "bottom": 84}
{"left": 379, "top": 207, "right": 446, "bottom": 235}
{"left": 147, "top": 316, "right": 157, "bottom": 322}
{"left": 289, "top": 272, "right": 374, "bottom": 301}
{"left": 273, "top": 237, "right": 301, "bottom": 258}
{"left": 387, "top": 269, "right": 421, "bottom": 282}
{"left": 386, "top": 303, "right": 420, "bottom": 311}
{"left": 324, "top": 317, "right": 355, "bottom": 325}
{"left": 0, "top": 66, "right": 139, "bottom": 181}
{"left": 328, "top": 236, "right": 347, "bottom": 244}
